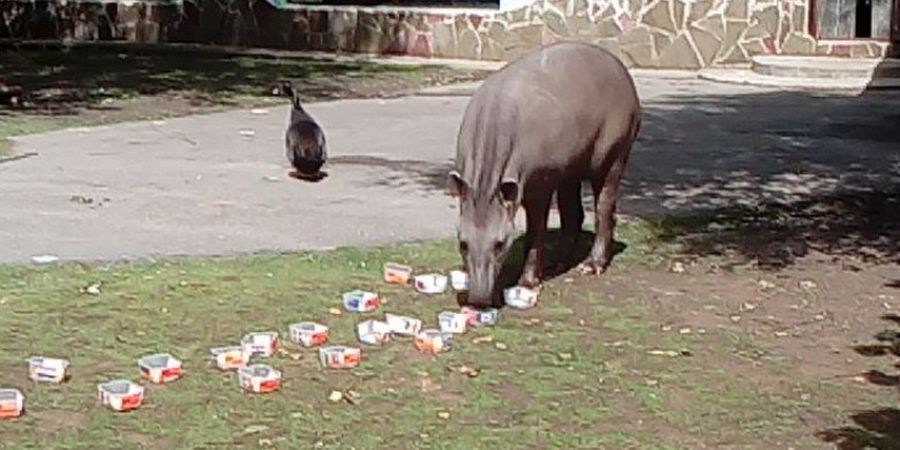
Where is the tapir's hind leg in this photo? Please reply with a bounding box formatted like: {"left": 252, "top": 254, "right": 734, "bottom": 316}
{"left": 555, "top": 180, "right": 584, "bottom": 270}
{"left": 586, "top": 146, "right": 630, "bottom": 274}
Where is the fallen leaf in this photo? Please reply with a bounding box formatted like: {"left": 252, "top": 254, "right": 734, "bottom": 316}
{"left": 799, "top": 280, "right": 817, "bottom": 290}
{"left": 328, "top": 391, "right": 343, "bottom": 402}
{"left": 291, "top": 412, "right": 304, "bottom": 419}
{"left": 670, "top": 261, "right": 685, "bottom": 273}
{"left": 290, "top": 353, "right": 302, "bottom": 361}
{"left": 454, "top": 366, "right": 480, "bottom": 378}
{"left": 250, "top": 108, "right": 270, "bottom": 115}
{"left": 730, "top": 315, "right": 741, "bottom": 323}
{"left": 678, "top": 327, "right": 692, "bottom": 335}
{"left": 495, "top": 342, "right": 508, "bottom": 350}
{"left": 472, "top": 335, "right": 494, "bottom": 344}
{"left": 344, "top": 390, "right": 361, "bottom": 405}
{"left": 259, "top": 439, "right": 273, "bottom": 447}
{"left": 741, "top": 302, "right": 758, "bottom": 311}
{"left": 558, "top": 352, "right": 573, "bottom": 361}
{"left": 648, "top": 350, "right": 679, "bottom": 357}
{"left": 437, "top": 411, "right": 451, "bottom": 420}
{"left": 758, "top": 280, "right": 776, "bottom": 290}
{"left": 243, "top": 425, "right": 269, "bottom": 435}
{"left": 262, "top": 176, "right": 280, "bottom": 182}
{"left": 31, "top": 255, "right": 59, "bottom": 264}
{"left": 774, "top": 331, "right": 789, "bottom": 337}
{"left": 328, "top": 308, "right": 342, "bottom": 316}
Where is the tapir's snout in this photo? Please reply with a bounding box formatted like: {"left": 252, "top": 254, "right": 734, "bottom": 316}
{"left": 460, "top": 259, "right": 501, "bottom": 308}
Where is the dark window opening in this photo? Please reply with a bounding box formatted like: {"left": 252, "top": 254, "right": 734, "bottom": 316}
{"left": 856, "top": 0, "right": 873, "bottom": 37}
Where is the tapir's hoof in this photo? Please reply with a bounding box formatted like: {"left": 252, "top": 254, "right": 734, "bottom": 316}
{"left": 578, "top": 262, "right": 608, "bottom": 275}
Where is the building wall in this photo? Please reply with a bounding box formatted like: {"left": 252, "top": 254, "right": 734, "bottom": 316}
{"left": 0, "top": 0, "right": 887, "bottom": 68}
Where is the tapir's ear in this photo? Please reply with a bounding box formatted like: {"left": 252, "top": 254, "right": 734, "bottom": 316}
{"left": 499, "top": 178, "right": 519, "bottom": 206}
{"left": 448, "top": 170, "right": 468, "bottom": 198}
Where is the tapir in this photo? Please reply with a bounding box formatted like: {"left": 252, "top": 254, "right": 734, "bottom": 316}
{"left": 280, "top": 81, "right": 327, "bottom": 179}
{"left": 448, "top": 41, "right": 642, "bottom": 308}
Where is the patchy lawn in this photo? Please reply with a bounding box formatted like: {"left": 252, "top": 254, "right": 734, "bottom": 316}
{"left": 1, "top": 219, "right": 897, "bottom": 449}
{"left": 0, "top": 45, "right": 490, "bottom": 158}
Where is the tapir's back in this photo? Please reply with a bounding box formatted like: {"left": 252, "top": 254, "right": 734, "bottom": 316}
{"left": 457, "top": 42, "right": 640, "bottom": 180}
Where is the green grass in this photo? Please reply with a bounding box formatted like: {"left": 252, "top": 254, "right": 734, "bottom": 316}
{"left": 1, "top": 222, "right": 877, "bottom": 449}
{"left": 0, "top": 46, "right": 487, "bottom": 158}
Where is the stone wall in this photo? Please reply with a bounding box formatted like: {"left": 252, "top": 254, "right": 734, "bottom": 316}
{"left": 0, "top": 0, "right": 887, "bottom": 69}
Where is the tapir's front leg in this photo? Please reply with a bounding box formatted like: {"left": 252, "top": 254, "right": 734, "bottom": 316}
{"left": 519, "top": 195, "right": 551, "bottom": 288}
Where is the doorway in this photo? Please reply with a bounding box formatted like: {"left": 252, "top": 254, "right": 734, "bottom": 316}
{"left": 815, "top": 0, "right": 893, "bottom": 39}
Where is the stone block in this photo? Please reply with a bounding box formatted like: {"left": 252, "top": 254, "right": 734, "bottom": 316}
{"left": 658, "top": 32, "right": 702, "bottom": 68}
{"left": 674, "top": 0, "right": 686, "bottom": 28}
{"left": 689, "top": 0, "right": 714, "bottom": 21}
{"left": 690, "top": 25, "right": 720, "bottom": 65}
{"left": 594, "top": 37, "right": 624, "bottom": 61}
{"left": 507, "top": 23, "right": 544, "bottom": 56}
{"left": 457, "top": 27, "right": 482, "bottom": 59}
{"left": 742, "top": 39, "right": 766, "bottom": 55}
{"left": 544, "top": 7, "right": 570, "bottom": 36}
{"left": 694, "top": 14, "right": 725, "bottom": 39}
{"left": 725, "top": 0, "right": 749, "bottom": 20}
{"left": 720, "top": 43, "right": 749, "bottom": 63}
{"left": 791, "top": 4, "right": 807, "bottom": 33}
{"left": 742, "top": 21, "right": 770, "bottom": 41}
{"left": 596, "top": 17, "right": 622, "bottom": 37}
{"left": 432, "top": 21, "right": 457, "bottom": 57}
{"left": 651, "top": 30, "right": 673, "bottom": 57}
{"left": 780, "top": 32, "right": 815, "bottom": 54}
{"left": 643, "top": 0, "right": 678, "bottom": 34}
{"left": 619, "top": 25, "right": 655, "bottom": 66}
{"left": 849, "top": 43, "right": 873, "bottom": 58}
{"left": 568, "top": 14, "right": 596, "bottom": 38}
{"left": 719, "top": 19, "right": 747, "bottom": 59}
{"left": 752, "top": 6, "right": 778, "bottom": 34}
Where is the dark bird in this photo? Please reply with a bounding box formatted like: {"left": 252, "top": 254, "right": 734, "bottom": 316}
{"left": 280, "top": 81, "right": 327, "bottom": 180}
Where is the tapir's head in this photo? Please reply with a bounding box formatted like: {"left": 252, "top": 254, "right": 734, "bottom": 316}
{"left": 448, "top": 170, "right": 519, "bottom": 308}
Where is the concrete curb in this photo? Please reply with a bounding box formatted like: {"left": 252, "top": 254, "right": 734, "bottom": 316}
{"left": 697, "top": 68, "right": 868, "bottom": 94}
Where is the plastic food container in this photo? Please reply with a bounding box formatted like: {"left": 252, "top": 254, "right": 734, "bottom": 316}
{"left": 138, "top": 353, "right": 183, "bottom": 384}
{"left": 318, "top": 346, "right": 361, "bottom": 369}
{"left": 460, "top": 306, "right": 500, "bottom": 327}
{"left": 241, "top": 332, "right": 280, "bottom": 358}
{"left": 449, "top": 270, "right": 468, "bottom": 291}
{"left": 342, "top": 290, "right": 380, "bottom": 312}
{"left": 504, "top": 286, "right": 539, "bottom": 309}
{"left": 0, "top": 389, "right": 24, "bottom": 419}
{"left": 98, "top": 380, "right": 144, "bottom": 412}
{"left": 238, "top": 364, "right": 282, "bottom": 394}
{"left": 27, "top": 356, "right": 70, "bottom": 383}
{"left": 357, "top": 320, "right": 392, "bottom": 346}
{"left": 383, "top": 263, "right": 413, "bottom": 285}
{"left": 414, "top": 329, "right": 453, "bottom": 353}
{"left": 210, "top": 346, "right": 248, "bottom": 371}
{"left": 414, "top": 274, "right": 448, "bottom": 294}
{"left": 385, "top": 313, "right": 422, "bottom": 336}
{"left": 289, "top": 322, "right": 329, "bottom": 348}
{"left": 438, "top": 311, "right": 468, "bottom": 334}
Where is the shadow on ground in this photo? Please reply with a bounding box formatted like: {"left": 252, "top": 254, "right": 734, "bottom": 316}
{"left": 818, "top": 314, "right": 900, "bottom": 450}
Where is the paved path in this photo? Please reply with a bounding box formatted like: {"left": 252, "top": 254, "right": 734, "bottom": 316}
{"left": 2, "top": 74, "right": 899, "bottom": 264}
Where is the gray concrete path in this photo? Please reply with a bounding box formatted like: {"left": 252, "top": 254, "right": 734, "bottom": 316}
{"left": 2, "top": 74, "right": 899, "bottom": 264}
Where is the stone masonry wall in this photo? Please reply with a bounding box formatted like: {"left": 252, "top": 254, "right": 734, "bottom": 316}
{"left": 0, "top": 0, "right": 887, "bottom": 69}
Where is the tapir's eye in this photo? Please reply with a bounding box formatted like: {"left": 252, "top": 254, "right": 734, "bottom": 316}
{"left": 459, "top": 241, "right": 469, "bottom": 254}
{"left": 493, "top": 241, "right": 505, "bottom": 254}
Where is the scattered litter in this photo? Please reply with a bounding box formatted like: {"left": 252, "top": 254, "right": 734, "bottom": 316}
{"left": 449, "top": 270, "right": 468, "bottom": 291}
{"left": 494, "top": 342, "right": 508, "bottom": 351}
{"left": 774, "top": 331, "right": 790, "bottom": 337}
{"left": 31, "top": 255, "right": 59, "bottom": 264}
{"left": 472, "top": 335, "right": 494, "bottom": 344}
{"left": 289, "top": 322, "right": 329, "bottom": 348}
{"left": 239, "top": 129, "right": 256, "bottom": 138}
{"left": 319, "top": 346, "right": 361, "bottom": 369}
{"left": 241, "top": 332, "right": 280, "bottom": 358}
{"left": 741, "top": 302, "right": 758, "bottom": 311}
{"left": 670, "top": 261, "right": 685, "bottom": 273}
{"left": 357, "top": 320, "right": 392, "bottom": 346}
{"left": 262, "top": 176, "right": 281, "bottom": 182}
{"left": 328, "top": 308, "right": 342, "bottom": 316}
{"left": 239, "top": 364, "right": 282, "bottom": 394}
{"left": 678, "top": 327, "right": 692, "bottom": 335}
{"left": 27, "top": 357, "right": 70, "bottom": 383}
{"left": 328, "top": 390, "right": 343, "bottom": 402}
{"left": 558, "top": 352, "right": 572, "bottom": 361}
{"left": 648, "top": 350, "right": 679, "bottom": 357}
{"left": 437, "top": 411, "right": 451, "bottom": 420}
{"left": 504, "top": 286, "right": 538, "bottom": 309}
{"left": 243, "top": 425, "right": 269, "bottom": 435}
{"left": 82, "top": 282, "right": 101, "bottom": 296}
{"left": 210, "top": 346, "right": 248, "bottom": 371}
{"left": 0, "top": 389, "right": 24, "bottom": 419}
{"left": 138, "top": 353, "right": 183, "bottom": 384}
{"left": 414, "top": 274, "right": 448, "bottom": 294}
{"left": 250, "top": 108, "right": 270, "bottom": 115}
{"left": 758, "top": 280, "right": 776, "bottom": 290}
{"left": 814, "top": 314, "right": 826, "bottom": 321}
{"left": 730, "top": 315, "right": 742, "bottom": 323}
{"left": 385, "top": 313, "right": 422, "bottom": 336}
{"left": 460, "top": 306, "right": 499, "bottom": 327}
{"left": 438, "top": 311, "right": 468, "bottom": 334}
{"left": 383, "top": 263, "right": 413, "bottom": 285}
{"left": 342, "top": 290, "right": 380, "bottom": 312}
{"left": 98, "top": 380, "right": 144, "bottom": 412}
{"left": 151, "top": 120, "right": 166, "bottom": 126}
{"left": 415, "top": 329, "right": 453, "bottom": 353}
{"left": 799, "top": 280, "right": 817, "bottom": 290}
{"left": 453, "top": 365, "right": 480, "bottom": 378}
